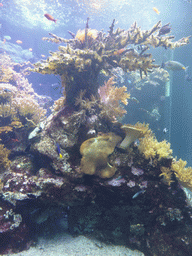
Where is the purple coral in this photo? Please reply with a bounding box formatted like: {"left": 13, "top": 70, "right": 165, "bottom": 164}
{"left": 131, "top": 166, "right": 144, "bottom": 176}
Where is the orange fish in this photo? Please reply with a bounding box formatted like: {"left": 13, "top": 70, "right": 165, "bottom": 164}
{"left": 29, "top": 48, "right": 32, "bottom": 51}
{"left": 44, "top": 13, "right": 57, "bottom": 23}
{"left": 153, "top": 7, "right": 160, "bottom": 15}
{"left": 16, "top": 40, "right": 22, "bottom": 44}
{"left": 113, "top": 48, "right": 125, "bottom": 56}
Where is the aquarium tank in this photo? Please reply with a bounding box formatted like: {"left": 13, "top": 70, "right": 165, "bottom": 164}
{"left": 1, "top": 0, "right": 192, "bottom": 255}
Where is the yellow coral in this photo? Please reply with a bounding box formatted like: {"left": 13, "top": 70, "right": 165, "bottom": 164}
{"left": 75, "top": 29, "right": 98, "bottom": 43}
{"left": 159, "top": 166, "right": 174, "bottom": 186}
{"left": 138, "top": 130, "right": 172, "bottom": 160}
{"left": 80, "top": 133, "right": 122, "bottom": 178}
{"left": 171, "top": 158, "right": 192, "bottom": 189}
{"left": 0, "top": 144, "right": 10, "bottom": 173}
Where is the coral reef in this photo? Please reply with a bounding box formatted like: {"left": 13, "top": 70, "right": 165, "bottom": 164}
{"left": 32, "top": 19, "right": 189, "bottom": 106}
{"left": 0, "top": 20, "right": 192, "bottom": 256}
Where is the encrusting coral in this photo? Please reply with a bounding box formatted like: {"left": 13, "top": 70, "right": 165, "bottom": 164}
{"left": 32, "top": 19, "right": 190, "bottom": 106}
{"left": 80, "top": 133, "right": 122, "bottom": 178}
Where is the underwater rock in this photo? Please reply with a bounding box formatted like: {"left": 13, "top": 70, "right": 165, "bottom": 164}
{"left": 0, "top": 199, "right": 30, "bottom": 254}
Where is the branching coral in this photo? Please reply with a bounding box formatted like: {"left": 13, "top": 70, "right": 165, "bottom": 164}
{"left": 138, "top": 128, "right": 172, "bottom": 161}
{"left": 0, "top": 144, "right": 10, "bottom": 173}
{"left": 32, "top": 19, "right": 190, "bottom": 106}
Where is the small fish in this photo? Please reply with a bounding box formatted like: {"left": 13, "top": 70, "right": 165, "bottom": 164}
{"left": 153, "top": 7, "right": 160, "bottom": 15}
{"left": 131, "top": 97, "right": 139, "bottom": 104}
{"left": 163, "top": 128, "right": 168, "bottom": 134}
{"left": 158, "top": 23, "right": 171, "bottom": 36}
{"left": 44, "top": 13, "right": 57, "bottom": 23}
{"left": 185, "top": 66, "right": 192, "bottom": 82}
{"left": 113, "top": 48, "right": 125, "bottom": 56}
{"left": 41, "top": 54, "right": 46, "bottom": 58}
{"left": 132, "top": 189, "right": 146, "bottom": 199}
{"left": 161, "top": 60, "right": 185, "bottom": 71}
{"left": 29, "top": 48, "right": 32, "bottom": 52}
{"left": 16, "top": 40, "right": 22, "bottom": 44}
{"left": 4, "top": 35, "right": 11, "bottom": 40}
{"left": 56, "top": 143, "right": 62, "bottom": 158}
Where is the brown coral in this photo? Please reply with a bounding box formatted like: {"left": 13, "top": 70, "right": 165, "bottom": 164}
{"left": 0, "top": 144, "right": 10, "bottom": 173}
{"left": 80, "top": 133, "right": 122, "bottom": 178}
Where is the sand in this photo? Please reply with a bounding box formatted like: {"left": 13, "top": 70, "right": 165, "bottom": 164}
{"left": 11, "top": 232, "right": 144, "bottom": 256}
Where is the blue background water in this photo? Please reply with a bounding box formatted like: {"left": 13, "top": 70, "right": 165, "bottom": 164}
{"left": 1, "top": 0, "right": 192, "bottom": 164}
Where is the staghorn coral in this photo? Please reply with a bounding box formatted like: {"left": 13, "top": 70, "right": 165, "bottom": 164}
{"left": 80, "top": 133, "right": 122, "bottom": 178}
{"left": 32, "top": 19, "right": 190, "bottom": 106}
{"left": 0, "top": 144, "right": 10, "bottom": 173}
{"left": 171, "top": 158, "right": 192, "bottom": 190}
{"left": 138, "top": 128, "right": 172, "bottom": 161}
{"left": 98, "top": 77, "right": 130, "bottom": 119}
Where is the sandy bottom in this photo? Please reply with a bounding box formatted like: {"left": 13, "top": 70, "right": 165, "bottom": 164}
{"left": 11, "top": 232, "right": 144, "bottom": 256}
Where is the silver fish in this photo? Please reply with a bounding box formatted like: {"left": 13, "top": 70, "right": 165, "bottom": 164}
{"left": 161, "top": 60, "right": 185, "bottom": 71}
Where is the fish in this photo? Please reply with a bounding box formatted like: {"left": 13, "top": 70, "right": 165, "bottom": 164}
{"left": 16, "top": 40, "right": 22, "bottom": 44}
{"left": 113, "top": 48, "right": 125, "bottom": 55}
{"left": 56, "top": 143, "right": 62, "bottom": 158}
{"left": 41, "top": 54, "right": 46, "bottom": 58}
{"left": 153, "top": 7, "right": 160, "bottom": 15}
{"left": 3, "top": 35, "right": 11, "bottom": 40}
{"left": 161, "top": 60, "right": 186, "bottom": 71}
{"left": 132, "top": 189, "right": 146, "bottom": 199}
{"left": 29, "top": 48, "right": 32, "bottom": 51}
{"left": 158, "top": 23, "right": 171, "bottom": 36}
{"left": 184, "top": 66, "right": 192, "bottom": 82}
{"left": 44, "top": 13, "right": 57, "bottom": 23}
{"left": 163, "top": 128, "right": 168, "bottom": 134}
